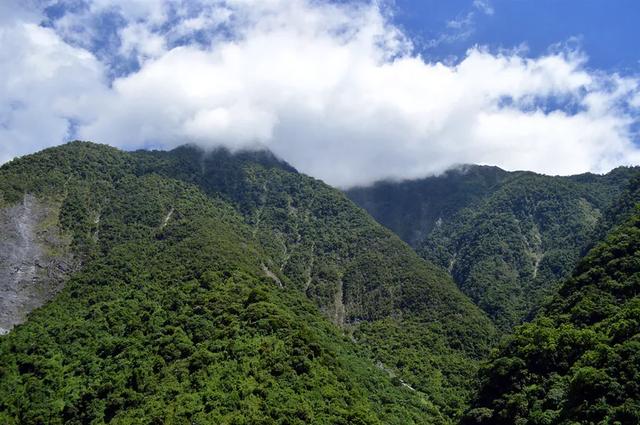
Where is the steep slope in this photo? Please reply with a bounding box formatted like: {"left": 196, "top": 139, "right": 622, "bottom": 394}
{"left": 464, "top": 178, "right": 640, "bottom": 424}
{"left": 0, "top": 142, "right": 497, "bottom": 422}
{"left": 0, "top": 143, "right": 437, "bottom": 424}
{"left": 134, "top": 145, "right": 499, "bottom": 418}
{"left": 0, "top": 195, "right": 76, "bottom": 334}
{"left": 347, "top": 167, "right": 637, "bottom": 330}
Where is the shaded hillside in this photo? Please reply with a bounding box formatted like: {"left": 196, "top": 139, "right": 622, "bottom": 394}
{"left": 464, "top": 178, "right": 640, "bottom": 424}
{"left": 346, "top": 165, "right": 510, "bottom": 248}
{"left": 0, "top": 142, "right": 497, "bottom": 422}
{"left": 347, "top": 166, "right": 638, "bottom": 330}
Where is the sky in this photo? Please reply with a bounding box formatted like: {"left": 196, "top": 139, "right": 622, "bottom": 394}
{"left": 1, "top": 0, "right": 639, "bottom": 187}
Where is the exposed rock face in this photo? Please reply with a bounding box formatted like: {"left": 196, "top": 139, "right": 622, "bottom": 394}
{"left": 0, "top": 195, "right": 75, "bottom": 334}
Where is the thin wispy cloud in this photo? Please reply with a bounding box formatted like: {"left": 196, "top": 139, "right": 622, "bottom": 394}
{"left": 431, "top": 0, "right": 493, "bottom": 49}
{"left": 1, "top": 0, "right": 639, "bottom": 187}
{"left": 473, "top": 0, "right": 494, "bottom": 16}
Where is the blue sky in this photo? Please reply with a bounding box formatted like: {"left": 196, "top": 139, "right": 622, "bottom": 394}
{"left": 1, "top": 0, "right": 640, "bottom": 187}
{"left": 394, "top": 0, "right": 640, "bottom": 73}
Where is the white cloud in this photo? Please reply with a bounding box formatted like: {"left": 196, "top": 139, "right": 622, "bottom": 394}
{"left": 1, "top": 0, "right": 639, "bottom": 187}
{"left": 0, "top": 14, "right": 106, "bottom": 163}
{"left": 119, "top": 23, "right": 167, "bottom": 61}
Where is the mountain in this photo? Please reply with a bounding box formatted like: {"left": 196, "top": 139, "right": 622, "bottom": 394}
{"left": 347, "top": 166, "right": 638, "bottom": 330}
{"left": 136, "top": 145, "right": 499, "bottom": 417}
{"left": 0, "top": 142, "right": 497, "bottom": 423}
{"left": 463, "top": 176, "right": 640, "bottom": 424}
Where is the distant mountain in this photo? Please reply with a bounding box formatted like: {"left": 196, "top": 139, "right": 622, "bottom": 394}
{"left": 347, "top": 166, "right": 638, "bottom": 330}
{"left": 0, "top": 142, "right": 497, "bottom": 423}
{"left": 347, "top": 165, "right": 510, "bottom": 248}
{"left": 464, "top": 175, "right": 640, "bottom": 424}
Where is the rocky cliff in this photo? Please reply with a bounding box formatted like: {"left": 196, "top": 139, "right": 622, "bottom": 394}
{"left": 0, "top": 194, "right": 75, "bottom": 334}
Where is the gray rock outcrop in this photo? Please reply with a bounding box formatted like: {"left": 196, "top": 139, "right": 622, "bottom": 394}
{"left": 0, "top": 194, "right": 75, "bottom": 334}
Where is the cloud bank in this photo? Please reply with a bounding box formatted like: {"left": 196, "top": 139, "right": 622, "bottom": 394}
{"left": 1, "top": 0, "right": 639, "bottom": 187}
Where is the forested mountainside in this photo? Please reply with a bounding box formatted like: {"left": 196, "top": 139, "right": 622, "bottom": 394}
{"left": 0, "top": 142, "right": 496, "bottom": 423}
{"left": 464, "top": 176, "right": 640, "bottom": 425}
{"left": 135, "top": 145, "right": 498, "bottom": 417}
{"left": 347, "top": 166, "right": 638, "bottom": 330}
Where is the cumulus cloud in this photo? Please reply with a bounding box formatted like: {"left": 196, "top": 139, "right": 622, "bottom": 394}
{"left": 1, "top": 0, "right": 639, "bottom": 187}
{"left": 0, "top": 5, "right": 106, "bottom": 163}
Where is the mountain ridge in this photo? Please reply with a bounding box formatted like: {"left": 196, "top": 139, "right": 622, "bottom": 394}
{"left": 2, "top": 141, "right": 638, "bottom": 424}
{"left": 0, "top": 141, "right": 496, "bottom": 423}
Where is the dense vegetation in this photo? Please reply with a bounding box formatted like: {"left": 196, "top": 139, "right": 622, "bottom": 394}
{"left": 135, "top": 145, "right": 499, "bottom": 417}
{"left": 0, "top": 142, "right": 497, "bottom": 423}
{"left": 464, "top": 179, "right": 640, "bottom": 424}
{"left": 348, "top": 166, "right": 637, "bottom": 330}
{"left": 4, "top": 142, "right": 636, "bottom": 424}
